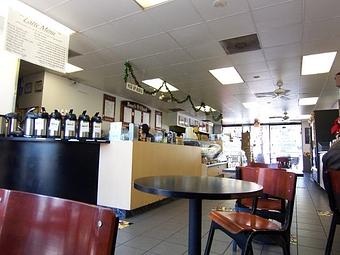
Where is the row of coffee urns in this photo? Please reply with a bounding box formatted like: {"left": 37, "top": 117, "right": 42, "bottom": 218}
{"left": 0, "top": 107, "right": 103, "bottom": 140}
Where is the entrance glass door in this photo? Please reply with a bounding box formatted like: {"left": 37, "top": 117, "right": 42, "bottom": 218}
{"left": 269, "top": 124, "right": 303, "bottom": 167}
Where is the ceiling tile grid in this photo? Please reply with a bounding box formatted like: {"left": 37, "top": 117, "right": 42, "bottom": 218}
{"left": 18, "top": 0, "right": 340, "bottom": 122}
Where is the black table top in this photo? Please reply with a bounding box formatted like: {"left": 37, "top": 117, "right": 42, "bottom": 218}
{"left": 134, "top": 176, "right": 263, "bottom": 200}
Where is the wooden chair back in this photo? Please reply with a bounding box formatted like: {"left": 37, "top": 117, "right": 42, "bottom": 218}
{"left": 257, "top": 168, "right": 296, "bottom": 201}
{"left": 237, "top": 166, "right": 259, "bottom": 182}
{"left": 247, "top": 162, "right": 269, "bottom": 168}
{"left": 325, "top": 170, "right": 340, "bottom": 212}
{"left": 0, "top": 189, "right": 119, "bottom": 255}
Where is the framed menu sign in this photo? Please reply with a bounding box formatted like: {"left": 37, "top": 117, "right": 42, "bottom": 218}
{"left": 120, "top": 101, "right": 151, "bottom": 125}
{"left": 155, "top": 111, "right": 162, "bottom": 130}
{"left": 102, "top": 94, "right": 115, "bottom": 122}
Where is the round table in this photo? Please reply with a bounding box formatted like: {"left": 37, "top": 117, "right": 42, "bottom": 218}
{"left": 134, "top": 176, "right": 263, "bottom": 255}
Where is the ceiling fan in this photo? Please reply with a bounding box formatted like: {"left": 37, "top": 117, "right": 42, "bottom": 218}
{"left": 254, "top": 80, "right": 290, "bottom": 101}
{"left": 269, "top": 111, "right": 289, "bottom": 121}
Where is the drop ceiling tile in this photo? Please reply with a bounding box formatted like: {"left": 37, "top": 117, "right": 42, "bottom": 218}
{"left": 270, "top": 68, "right": 300, "bottom": 82}
{"left": 69, "top": 33, "right": 103, "bottom": 54}
{"left": 303, "top": 18, "right": 340, "bottom": 42}
{"left": 242, "top": 71, "right": 272, "bottom": 82}
{"left": 83, "top": 23, "right": 134, "bottom": 48}
{"left": 304, "top": 0, "right": 340, "bottom": 22}
{"left": 248, "top": 0, "right": 293, "bottom": 10}
{"left": 185, "top": 41, "right": 225, "bottom": 60}
{"left": 264, "top": 43, "right": 301, "bottom": 60}
{"left": 46, "top": 0, "right": 107, "bottom": 31}
{"left": 267, "top": 57, "right": 301, "bottom": 72}
{"left": 259, "top": 24, "right": 302, "bottom": 48}
{"left": 247, "top": 80, "right": 276, "bottom": 93}
{"left": 145, "top": 0, "right": 203, "bottom": 31}
{"left": 235, "top": 61, "right": 268, "bottom": 74}
{"left": 191, "top": 0, "right": 249, "bottom": 21}
{"left": 111, "top": 12, "right": 163, "bottom": 41}
{"left": 207, "top": 12, "right": 256, "bottom": 41}
{"left": 302, "top": 37, "right": 340, "bottom": 55}
{"left": 253, "top": 0, "right": 302, "bottom": 30}
{"left": 229, "top": 50, "right": 265, "bottom": 65}
{"left": 112, "top": 33, "right": 179, "bottom": 60}
{"left": 91, "top": 62, "right": 125, "bottom": 77}
{"left": 168, "top": 23, "right": 214, "bottom": 47}
{"left": 20, "top": 0, "right": 65, "bottom": 12}
{"left": 300, "top": 74, "right": 328, "bottom": 89}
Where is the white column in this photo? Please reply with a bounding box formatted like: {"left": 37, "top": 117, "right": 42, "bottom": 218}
{"left": 0, "top": 5, "right": 20, "bottom": 115}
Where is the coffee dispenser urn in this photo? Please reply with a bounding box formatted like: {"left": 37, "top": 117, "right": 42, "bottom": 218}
{"left": 77, "top": 110, "right": 90, "bottom": 139}
{"left": 23, "top": 107, "right": 36, "bottom": 137}
{"left": 5, "top": 112, "right": 21, "bottom": 137}
{"left": 48, "top": 110, "right": 62, "bottom": 138}
{"left": 0, "top": 115, "right": 6, "bottom": 137}
{"left": 34, "top": 107, "right": 48, "bottom": 138}
{"left": 63, "top": 109, "right": 77, "bottom": 139}
{"left": 90, "top": 112, "right": 102, "bottom": 139}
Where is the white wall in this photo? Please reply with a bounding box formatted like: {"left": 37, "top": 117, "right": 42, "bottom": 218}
{"left": 0, "top": 12, "right": 19, "bottom": 115}
{"left": 42, "top": 72, "right": 163, "bottom": 132}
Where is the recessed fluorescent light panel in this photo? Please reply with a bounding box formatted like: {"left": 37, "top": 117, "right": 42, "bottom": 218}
{"left": 298, "top": 97, "right": 318, "bottom": 106}
{"left": 209, "top": 67, "right": 244, "bottom": 85}
{"left": 195, "top": 105, "right": 216, "bottom": 112}
{"left": 242, "top": 102, "right": 258, "bottom": 109}
{"left": 65, "top": 63, "right": 83, "bottom": 73}
{"left": 301, "top": 51, "right": 337, "bottom": 75}
{"left": 134, "top": 0, "right": 170, "bottom": 8}
{"left": 142, "top": 78, "right": 178, "bottom": 92}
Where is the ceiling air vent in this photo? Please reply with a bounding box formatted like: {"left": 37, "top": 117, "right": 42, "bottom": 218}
{"left": 168, "top": 108, "right": 184, "bottom": 112}
{"left": 219, "top": 34, "right": 261, "bottom": 55}
{"left": 68, "top": 49, "right": 82, "bottom": 59}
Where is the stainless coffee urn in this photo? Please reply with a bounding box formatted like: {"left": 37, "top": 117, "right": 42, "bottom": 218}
{"left": 77, "top": 110, "right": 90, "bottom": 139}
{"left": 34, "top": 107, "right": 48, "bottom": 138}
{"left": 63, "top": 109, "right": 77, "bottom": 139}
{"left": 48, "top": 110, "right": 62, "bottom": 138}
{"left": 90, "top": 112, "right": 102, "bottom": 139}
{"left": 23, "top": 107, "right": 36, "bottom": 137}
{"left": 5, "top": 112, "right": 20, "bottom": 137}
{"left": 0, "top": 115, "right": 6, "bottom": 137}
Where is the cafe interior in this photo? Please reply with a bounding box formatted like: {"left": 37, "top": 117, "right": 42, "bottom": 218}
{"left": 1, "top": 0, "right": 340, "bottom": 254}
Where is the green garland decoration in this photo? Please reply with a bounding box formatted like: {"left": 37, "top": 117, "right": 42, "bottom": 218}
{"left": 123, "top": 61, "right": 223, "bottom": 122}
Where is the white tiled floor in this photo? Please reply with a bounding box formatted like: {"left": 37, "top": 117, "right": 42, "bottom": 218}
{"left": 115, "top": 174, "right": 338, "bottom": 254}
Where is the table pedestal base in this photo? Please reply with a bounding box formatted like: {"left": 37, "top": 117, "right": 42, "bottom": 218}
{"left": 189, "top": 199, "right": 202, "bottom": 255}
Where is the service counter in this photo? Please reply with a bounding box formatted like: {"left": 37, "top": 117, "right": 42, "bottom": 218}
{"left": 98, "top": 141, "right": 201, "bottom": 210}
{"left": 0, "top": 137, "right": 108, "bottom": 204}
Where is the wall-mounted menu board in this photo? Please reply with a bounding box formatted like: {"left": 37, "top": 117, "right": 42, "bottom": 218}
{"left": 120, "top": 101, "right": 151, "bottom": 126}
{"left": 102, "top": 94, "right": 116, "bottom": 122}
{"left": 155, "top": 111, "right": 162, "bottom": 130}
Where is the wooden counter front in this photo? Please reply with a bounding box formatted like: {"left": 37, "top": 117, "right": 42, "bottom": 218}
{"left": 98, "top": 141, "right": 201, "bottom": 210}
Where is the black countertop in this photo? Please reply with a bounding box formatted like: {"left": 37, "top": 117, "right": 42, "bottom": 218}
{"left": 0, "top": 136, "right": 110, "bottom": 144}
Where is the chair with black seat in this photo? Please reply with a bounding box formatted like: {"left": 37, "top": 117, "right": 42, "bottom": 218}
{"left": 324, "top": 169, "right": 340, "bottom": 255}
{"left": 205, "top": 168, "right": 297, "bottom": 255}
{"left": 0, "top": 188, "right": 119, "bottom": 255}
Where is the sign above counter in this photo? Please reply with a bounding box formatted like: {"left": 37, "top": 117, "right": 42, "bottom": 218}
{"left": 4, "top": 2, "right": 72, "bottom": 73}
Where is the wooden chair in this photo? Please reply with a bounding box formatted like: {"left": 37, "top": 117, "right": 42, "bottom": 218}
{"left": 247, "top": 162, "right": 269, "bottom": 168}
{"left": 235, "top": 167, "right": 287, "bottom": 223}
{"left": 205, "top": 169, "right": 297, "bottom": 255}
{"left": 0, "top": 188, "right": 119, "bottom": 255}
{"left": 324, "top": 169, "right": 340, "bottom": 255}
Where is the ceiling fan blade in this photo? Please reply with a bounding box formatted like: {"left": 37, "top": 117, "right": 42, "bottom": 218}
{"left": 269, "top": 116, "right": 283, "bottom": 119}
{"left": 254, "top": 92, "right": 275, "bottom": 98}
{"left": 279, "top": 95, "right": 290, "bottom": 101}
